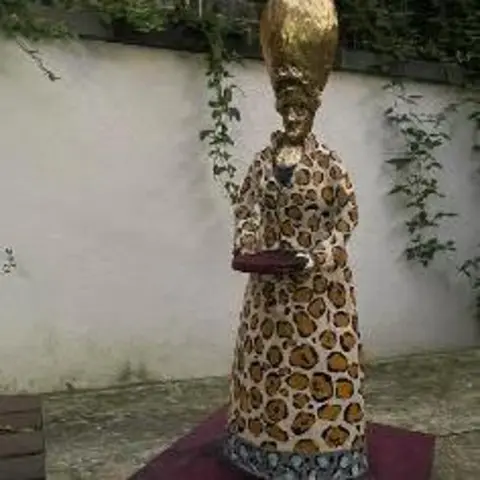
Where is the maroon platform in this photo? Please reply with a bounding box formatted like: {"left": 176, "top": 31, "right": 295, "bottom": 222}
{"left": 129, "top": 407, "right": 435, "bottom": 480}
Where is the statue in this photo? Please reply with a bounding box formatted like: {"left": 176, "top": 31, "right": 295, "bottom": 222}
{"left": 224, "top": 0, "right": 368, "bottom": 478}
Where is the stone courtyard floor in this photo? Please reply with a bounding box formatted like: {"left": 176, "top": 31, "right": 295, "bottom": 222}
{"left": 44, "top": 347, "right": 480, "bottom": 480}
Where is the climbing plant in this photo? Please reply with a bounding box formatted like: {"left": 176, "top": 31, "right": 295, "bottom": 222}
{"left": 168, "top": 6, "right": 245, "bottom": 204}
{"left": 459, "top": 254, "right": 480, "bottom": 321}
{"left": 0, "top": 0, "right": 245, "bottom": 201}
{"left": 338, "top": 0, "right": 479, "bottom": 263}
{"left": 337, "top": 0, "right": 480, "bottom": 317}
{"left": 103, "top": 0, "right": 246, "bottom": 202}
{"left": 383, "top": 81, "right": 458, "bottom": 266}
{"left": 0, "top": 0, "right": 71, "bottom": 80}
{"left": 198, "top": 14, "right": 243, "bottom": 204}
{"left": 1, "top": 247, "right": 16, "bottom": 275}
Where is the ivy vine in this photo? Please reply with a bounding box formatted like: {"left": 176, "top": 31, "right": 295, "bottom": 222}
{"left": 0, "top": 0, "right": 70, "bottom": 80}
{"left": 108, "top": 0, "right": 246, "bottom": 202}
{"left": 188, "top": 9, "right": 244, "bottom": 204}
{"left": 0, "top": 0, "right": 244, "bottom": 202}
{"left": 1, "top": 247, "right": 16, "bottom": 275}
{"left": 338, "top": 0, "right": 480, "bottom": 318}
{"left": 459, "top": 254, "right": 480, "bottom": 321}
{"left": 384, "top": 81, "right": 458, "bottom": 266}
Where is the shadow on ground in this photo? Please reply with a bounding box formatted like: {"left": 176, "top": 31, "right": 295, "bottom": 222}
{"left": 45, "top": 348, "right": 480, "bottom": 480}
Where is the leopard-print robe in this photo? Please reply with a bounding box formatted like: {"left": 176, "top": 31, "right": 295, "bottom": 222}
{"left": 224, "top": 132, "right": 368, "bottom": 480}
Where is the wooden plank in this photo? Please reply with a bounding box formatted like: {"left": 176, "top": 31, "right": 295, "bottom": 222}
{"left": 0, "top": 432, "right": 44, "bottom": 458}
{"left": 0, "top": 396, "right": 41, "bottom": 415}
{"left": 0, "top": 410, "right": 42, "bottom": 433}
{"left": 0, "top": 395, "right": 45, "bottom": 479}
{"left": 0, "top": 454, "right": 45, "bottom": 480}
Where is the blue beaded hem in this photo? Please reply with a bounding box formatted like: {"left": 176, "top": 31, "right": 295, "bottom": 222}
{"left": 224, "top": 432, "right": 368, "bottom": 479}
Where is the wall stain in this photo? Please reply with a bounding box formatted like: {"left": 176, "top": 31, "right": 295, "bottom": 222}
{"left": 116, "top": 360, "right": 152, "bottom": 384}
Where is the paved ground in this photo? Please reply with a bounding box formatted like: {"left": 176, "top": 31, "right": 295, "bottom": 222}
{"left": 44, "top": 347, "right": 480, "bottom": 479}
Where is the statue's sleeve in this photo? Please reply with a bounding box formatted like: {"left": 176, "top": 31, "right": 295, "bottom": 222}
{"left": 232, "top": 160, "right": 261, "bottom": 255}
{"left": 312, "top": 163, "right": 358, "bottom": 270}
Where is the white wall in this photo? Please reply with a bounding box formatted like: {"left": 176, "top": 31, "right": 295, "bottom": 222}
{"left": 0, "top": 40, "right": 478, "bottom": 392}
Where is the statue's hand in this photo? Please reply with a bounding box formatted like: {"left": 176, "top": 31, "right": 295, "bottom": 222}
{"left": 295, "top": 252, "right": 314, "bottom": 270}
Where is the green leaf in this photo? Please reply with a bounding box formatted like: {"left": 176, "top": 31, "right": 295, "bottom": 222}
{"left": 228, "top": 107, "right": 241, "bottom": 121}
{"left": 386, "top": 157, "right": 412, "bottom": 169}
{"left": 388, "top": 185, "right": 406, "bottom": 195}
{"left": 199, "top": 129, "right": 214, "bottom": 141}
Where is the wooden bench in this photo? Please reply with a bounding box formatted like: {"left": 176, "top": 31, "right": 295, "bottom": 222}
{"left": 0, "top": 395, "right": 45, "bottom": 480}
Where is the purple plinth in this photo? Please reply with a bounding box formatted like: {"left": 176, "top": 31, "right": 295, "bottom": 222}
{"left": 128, "top": 407, "right": 435, "bottom": 480}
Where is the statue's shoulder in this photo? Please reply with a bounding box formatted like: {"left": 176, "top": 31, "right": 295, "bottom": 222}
{"left": 316, "top": 142, "right": 343, "bottom": 163}
{"left": 258, "top": 145, "right": 273, "bottom": 160}
{"left": 253, "top": 147, "right": 271, "bottom": 170}
{"left": 256, "top": 135, "right": 277, "bottom": 165}
{"left": 249, "top": 148, "right": 269, "bottom": 178}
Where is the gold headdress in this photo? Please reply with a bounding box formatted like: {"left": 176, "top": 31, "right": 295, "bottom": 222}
{"left": 260, "top": 0, "right": 339, "bottom": 112}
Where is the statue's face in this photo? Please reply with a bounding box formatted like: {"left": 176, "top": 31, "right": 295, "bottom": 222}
{"left": 278, "top": 97, "right": 314, "bottom": 145}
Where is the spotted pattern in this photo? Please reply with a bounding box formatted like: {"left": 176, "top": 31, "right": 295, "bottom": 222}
{"left": 227, "top": 132, "right": 366, "bottom": 478}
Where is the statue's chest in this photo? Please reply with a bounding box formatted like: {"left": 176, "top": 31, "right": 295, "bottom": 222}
{"left": 259, "top": 161, "right": 335, "bottom": 220}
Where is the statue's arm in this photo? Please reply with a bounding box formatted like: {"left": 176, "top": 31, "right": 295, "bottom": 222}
{"left": 232, "top": 160, "right": 261, "bottom": 255}
{"left": 333, "top": 166, "right": 359, "bottom": 243}
{"left": 311, "top": 163, "right": 358, "bottom": 270}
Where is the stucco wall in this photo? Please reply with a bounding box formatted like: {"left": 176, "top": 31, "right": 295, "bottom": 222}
{"left": 0, "top": 40, "right": 478, "bottom": 392}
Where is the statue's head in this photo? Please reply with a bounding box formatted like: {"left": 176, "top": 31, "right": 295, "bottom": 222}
{"left": 273, "top": 65, "right": 319, "bottom": 144}
{"left": 260, "top": 0, "right": 339, "bottom": 144}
